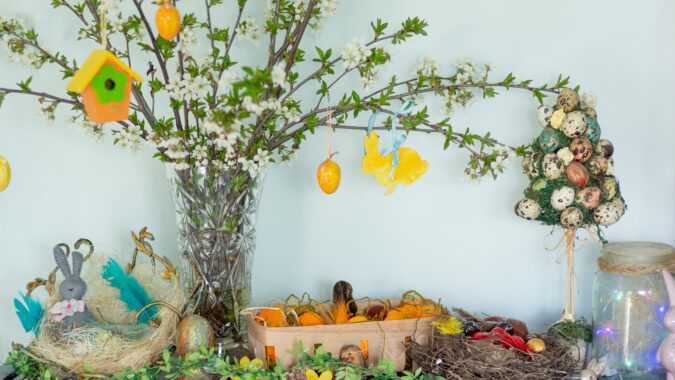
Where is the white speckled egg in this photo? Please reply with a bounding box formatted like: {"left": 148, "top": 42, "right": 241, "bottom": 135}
{"left": 541, "top": 153, "right": 564, "bottom": 180}
{"left": 515, "top": 199, "right": 542, "bottom": 220}
{"left": 522, "top": 151, "right": 541, "bottom": 179}
{"left": 560, "top": 207, "right": 584, "bottom": 228}
{"left": 561, "top": 111, "right": 587, "bottom": 138}
{"left": 537, "top": 105, "right": 555, "bottom": 127}
{"left": 557, "top": 89, "right": 580, "bottom": 113}
{"left": 551, "top": 186, "right": 575, "bottom": 211}
{"left": 593, "top": 200, "right": 625, "bottom": 226}
{"left": 612, "top": 197, "right": 626, "bottom": 218}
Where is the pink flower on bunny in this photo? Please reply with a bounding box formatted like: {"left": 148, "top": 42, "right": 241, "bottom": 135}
{"left": 658, "top": 270, "right": 675, "bottom": 380}
{"left": 49, "top": 299, "right": 85, "bottom": 322}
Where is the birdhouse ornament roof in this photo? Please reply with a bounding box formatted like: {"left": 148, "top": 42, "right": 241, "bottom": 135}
{"left": 66, "top": 50, "right": 142, "bottom": 94}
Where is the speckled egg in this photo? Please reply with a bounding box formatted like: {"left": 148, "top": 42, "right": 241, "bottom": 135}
{"left": 587, "top": 156, "right": 609, "bottom": 176}
{"left": 613, "top": 197, "right": 626, "bottom": 218}
{"left": 560, "top": 207, "right": 584, "bottom": 228}
{"left": 556, "top": 88, "right": 580, "bottom": 113}
{"left": 584, "top": 117, "right": 601, "bottom": 143}
{"left": 537, "top": 127, "right": 563, "bottom": 153}
{"left": 537, "top": 105, "right": 555, "bottom": 127}
{"left": 575, "top": 187, "right": 602, "bottom": 209}
{"left": 569, "top": 137, "right": 593, "bottom": 163}
{"left": 593, "top": 200, "right": 625, "bottom": 226}
{"left": 584, "top": 107, "right": 597, "bottom": 119}
{"left": 530, "top": 178, "right": 548, "bottom": 191}
{"left": 541, "top": 153, "right": 564, "bottom": 180}
{"left": 561, "top": 111, "right": 587, "bottom": 138}
{"left": 515, "top": 199, "right": 542, "bottom": 220}
{"left": 596, "top": 139, "right": 614, "bottom": 158}
{"left": 603, "top": 177, "right": 619, "bottom": 200}
{"left": 551, "top": 186, "right": 575, "bottom": 211}
{"left": 522, "top": 151, "right": 541, "bottom": 179}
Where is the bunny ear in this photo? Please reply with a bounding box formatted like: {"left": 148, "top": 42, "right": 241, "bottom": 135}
{"left": 53, "top": 245, "right": 72, "bottom": 278}
{"left": 71, "top": 251, "right": 84, "bottom": 278}
{"left": 663, "top": 270, "right": 675, "bottom": 307}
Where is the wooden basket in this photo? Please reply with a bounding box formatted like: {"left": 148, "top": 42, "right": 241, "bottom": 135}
{"left": 247, "top": 302, "right": 436, "bottom": 371}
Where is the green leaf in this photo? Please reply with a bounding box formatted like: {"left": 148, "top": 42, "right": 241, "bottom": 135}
{"left": 17, "top": 76, "right": 33, "bottom": 91}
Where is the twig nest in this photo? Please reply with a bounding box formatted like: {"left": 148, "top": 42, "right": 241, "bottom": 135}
{"left": 551, "top": 186, "right": 575, "bottom": 211}
{"left": 593, "top": 199, "right": 625, "bottom": 226}
{"left": 522, "top": 151, "right": 541, "bottom": 179}
{"left": 542, "top": 153, "right": 564, "bottom": 180}
{"left": 557, "top": 88, "right": 580, "bottom": 113}
{"left": 570, "top": 137, "right": 593, "bottom": 163}
{"left": 537, "top": 105, "right": 555, "bottom": 127}
{"left": 584, "top": 107, "right": 597, "bottom": 119}
{"left": 537, "top": 127, "right": 563, "bottom": 153}
{"left": 584, "top": 117, "right": 601, "bottom": 143}
{"left": 587, "top": 156, "right": 609, "bottom": 176}
{"left": 560, "top": 207, "right": 584, "bottom": 228}
{"left": 602, "top": 177, "right": 619, "bottom": 200}
{"left": 515, "top": 199, "right": 542, "bottom": 220}
{"left": 575, "top": 187, "right": 602, "bottom": 209}
{"left": 561, "top": 111, "right": 587, "bottom": 138}
{"left": 595, "top": 139, "right": 614, "bottom": 158}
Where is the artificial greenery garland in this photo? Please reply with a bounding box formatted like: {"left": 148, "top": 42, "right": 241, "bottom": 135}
{"left": 6, "top": 343, "right": 444, "bottom": 380}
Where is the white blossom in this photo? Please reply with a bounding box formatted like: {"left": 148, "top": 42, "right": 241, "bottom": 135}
{"left": 237, "top": 18, "right": 261, "bottom": 43}
{"left": 271, "top": 62, "right": 287, "bottom": 87}
{"left": 317, "top": 0, "right": 339, "bottom": 17}
{"left": 218, "top": 70, "right": 238, "bottom": 93}
{"left": 238, "top": 149, "right": 271, "bottom": 178}
{"left": 455, "top": 58, "right": 478, "bottom": 83}
{"left": 280, "top": 148, "right": 300, "bottom": 167}
{"left": 98, "top": 0, "right": 121, "bottom": 16}
{"left": 165, "top": 77, "right": 183, "bottom": 99}
{"left": 415, "top": 56, "right": 440, "bottom": 77}
{"left": 183, "top": 74, "right": 209, "bottom": 102}
{"left": 177, "top": 26, "right": 198, "bottom": 55}
{"left": 341, "top": 38, "right": 371, "bottom": 69}
{"left": 281, "top": 105, "right": 301, "bottom": 123}
{"left": 557, "top": 147, "right": 574, "bottom": 166}
{"left": 2, "top": 34, "right": 42, "bottom": 69}
{"left": 117, "top": 124, "right": 143, "bottom": 150}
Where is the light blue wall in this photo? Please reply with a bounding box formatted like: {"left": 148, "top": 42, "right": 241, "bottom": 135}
{"left": 0, "top": 0, "right": 673, "bottom": 357}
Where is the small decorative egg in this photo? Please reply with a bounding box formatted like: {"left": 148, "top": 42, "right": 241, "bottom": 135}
{"left": 177, "top": 315, "right": 215, "bottom": 357}
{"left": 596, "top": 139, "right": 614, "bottom": 158}
{"left": 537, "top": 105, "right": 555, "bottom": 127}
{"left": 541, "top": 153, "right": 564, "bottom": 180}
{"left": 560, "top": 207, "right": 584, "bottom": 229}
{"left": 550, "top": 109, "right": 566, "bottom": 130}
{"left": 527, "top": 338, "right": 546, "bottom": 353}
{"left": 603, "top": 177, "right": 619, "bottom": 200}
{"left": 537, "top": 127, "right": 563, "bottom": 153}
{"left": 530, "top": 178, "right": 548, "bottom": 191}
{"left": 584, "top": 107, "right": 597, "bottom": 119}
{"left": 585, "top": 117, "right": 601, "bottom": 143}
{"left": 561, "top": 111, "right": 587, "bottom": 138}
{"left": 593, "top": 201, "right": 624, "bottom": 226}
{"left": 0, "top": 155, "right": 10, "bottom": 191}
{"left": 515, "top": 199, "right": 542, "bottom": 220}
{"left": 570, "top": 137, "right": 593, "bottom": 163}
{"left": 587, "top": 156, "right": 609, "bottom": 176}
{"left": 522, "top": 151, "right": 541, "bottom": 179}
{"left": 612, "top": 197, "right": 626, "bottom": 218}
{"left": 565, "top": 161, "right": 590, "bottom": 188}
{"left": 575, "top": 187, "right": 602, "bottom": 209}
{"left": 550, "top": 186, "right": 575, "bottom": 211}
{"left": 556, "top": 88, "right": 580, "bottom": 113}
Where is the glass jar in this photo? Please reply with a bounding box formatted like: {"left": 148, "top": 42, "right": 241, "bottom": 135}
{"left": 592, "top": 242, "right": 675, "bottom": 379}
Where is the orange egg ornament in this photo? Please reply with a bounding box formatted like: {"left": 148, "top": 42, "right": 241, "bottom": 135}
{"left": 317, "top": 153, "right": 341, "bottom": 194}
{"left": 156, "top": 2, "right": 181, "bottom": 40}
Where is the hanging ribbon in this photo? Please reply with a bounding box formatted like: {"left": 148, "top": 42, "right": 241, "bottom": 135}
{"left": 100, "top": 8, "right": 108, "bottom": 50}
{"left": 366, "top": 101, "right": 415, "bottom": 172}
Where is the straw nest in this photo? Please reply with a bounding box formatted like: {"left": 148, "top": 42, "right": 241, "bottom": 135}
{"left": 28, "top": 254, "right": 186, "bottom": 377}
{"left": 411, "top": 311, "right": 582, "bottom": 380}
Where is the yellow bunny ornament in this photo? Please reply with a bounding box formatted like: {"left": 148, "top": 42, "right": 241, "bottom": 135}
{"left": 361, "top": 102, "right": 428, "bottom": 195}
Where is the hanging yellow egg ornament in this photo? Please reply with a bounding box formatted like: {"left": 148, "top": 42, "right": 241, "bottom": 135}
{"left": 156, "top": 0, "right": 181, "bottom": 41}
{"left": 317, "top": 153, "right": 341, "bottom": 194}
{"left": 0, "top": 156, "right": 10, "bottom": 191}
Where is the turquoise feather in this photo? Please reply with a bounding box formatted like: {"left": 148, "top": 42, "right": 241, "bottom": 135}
{"left": 14, "top": 293, "right": 43, "bottom": 334}
{"left": 102, "top": 258, "right": 157, "bottom": 323}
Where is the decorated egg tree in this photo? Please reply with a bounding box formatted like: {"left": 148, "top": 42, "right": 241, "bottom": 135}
{"left": 515, "top": 88, "right": 626, "bottom": 321}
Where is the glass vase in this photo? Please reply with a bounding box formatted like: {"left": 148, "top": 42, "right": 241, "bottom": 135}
{"left": 167, "top": 165, "right": 264, "bottom": 346}
{"left": 592, "top": 242, "right": 674, "bottom": 379}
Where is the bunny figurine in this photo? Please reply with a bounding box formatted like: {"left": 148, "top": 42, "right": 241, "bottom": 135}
{"left": 49, "top": 245, "right": 95, "bottom": 329}
{"left": 659, "top": 270, "right": 675, "bottom": 380}
{"left": 579, "top": 359, "right": 607, "bottom": 380}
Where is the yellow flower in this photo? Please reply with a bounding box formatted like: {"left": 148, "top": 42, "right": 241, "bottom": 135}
{"left": 306, "top": 369, "right": 333, "bottom": 380}
{"left": 239, "top": 356, "right": 264, "bottom": 369}
{"left": 550, "top": 109, "right": 565, "bottom": 130}
{"left": 432, "top": 316, "right": 463, "bottom": 335}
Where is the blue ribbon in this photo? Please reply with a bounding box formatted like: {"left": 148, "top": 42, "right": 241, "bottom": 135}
{"left": 366, "top": 101, "right": 415, "bottom": 169}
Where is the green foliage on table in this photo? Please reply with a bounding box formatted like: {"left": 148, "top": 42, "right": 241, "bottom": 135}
{"left": 5, "top": 343, "right": 445, "bottom": 380}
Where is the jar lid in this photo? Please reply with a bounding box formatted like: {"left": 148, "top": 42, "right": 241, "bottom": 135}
{"left": 603, "top": 241, "right": 675, "bottom": 265}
